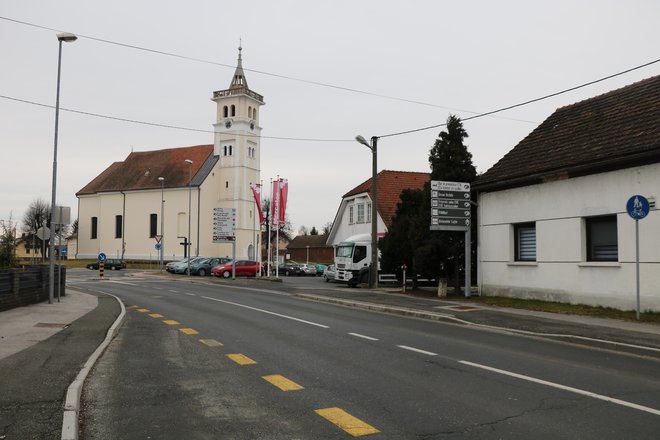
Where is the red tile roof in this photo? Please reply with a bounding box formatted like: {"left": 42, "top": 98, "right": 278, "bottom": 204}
{"left": 475, "top": 75, "right": 660, "bottom": 191}
{"left": 77, "top": 145, "right": 214, "bottom": 195}
{"left": 344, "top": 170, "right": 430, "bottom": 227}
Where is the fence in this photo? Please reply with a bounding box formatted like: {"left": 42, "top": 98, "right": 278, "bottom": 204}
{"left": 0, "top": 266, "right": 66, "bottom": 312}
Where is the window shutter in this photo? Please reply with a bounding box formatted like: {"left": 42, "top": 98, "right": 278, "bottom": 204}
{"left": 517, "top": 226, "right": 536, "bottom": 261}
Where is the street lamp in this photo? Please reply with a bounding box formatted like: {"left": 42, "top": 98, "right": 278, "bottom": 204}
{"left": 355, "top": 135, "right": 379, "bottom": 289}
{"left": 306, "top": 245, "right": 310, "bottom": 265}
{"left": 185, "top": 159, "right": 193, "bottom": 276}
{"left": 158, "top": 176, "right": 165, "bottom": 272}
{"left": 48, "top": 32, "right": 77, "bottom": 305}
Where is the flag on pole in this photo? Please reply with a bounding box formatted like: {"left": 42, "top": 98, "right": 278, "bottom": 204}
{"left": 278, "top": 179, "right": 288, "bottom": 225}
{"left": 250, "top": 183, "right": 264, "bottom": 225}
{"left": 271, "top": 178, "right": 280, "bottom": 227}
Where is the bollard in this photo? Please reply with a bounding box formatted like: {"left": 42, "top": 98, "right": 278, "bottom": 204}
{"left": 99, "top": 262, "right": 105, "bottom": 279}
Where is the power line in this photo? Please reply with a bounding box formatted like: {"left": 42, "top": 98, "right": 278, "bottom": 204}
{"left": 0, "top": 15, "right": 536, "bottom": 124}
{"left": 0, "top": 94, "right": 352, "bottom": 142}
{"left": 378, "top": 58, "right": 660, "bottom": 139}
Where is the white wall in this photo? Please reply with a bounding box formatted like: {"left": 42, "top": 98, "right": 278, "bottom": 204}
{"left": 478, "top": 163, "right": 660, "bottom": 311}
{"left": 328, "top": 194, "right": 385, "bottom": 245}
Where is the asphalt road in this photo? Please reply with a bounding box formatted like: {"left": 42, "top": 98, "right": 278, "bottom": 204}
{"left": 72, "top": 274, "right": 660, "bottom": 439}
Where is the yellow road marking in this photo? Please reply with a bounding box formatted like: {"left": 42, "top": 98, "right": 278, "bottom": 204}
{"left": 136, "top": 308, "right": 150, "bottom": 312}
{"left": 148, "top": 314, "right": 164, "bottom": 318}
{"left": 162, "top": 320, "right": 180, "bottom": 325}
{"left": 179, "top": 328, "right": 199, "bottom": 335}
{"left": 199, "top": 339, "right": 223, "bottom": 347}
{"left": 315, "top": 407, "right": 380, "bottom": 437}
{"left": 227, "top": 354, "right": 257, "bottom": 365}
{"left": 262, "top": 375, "right": 304, "bottom": 391}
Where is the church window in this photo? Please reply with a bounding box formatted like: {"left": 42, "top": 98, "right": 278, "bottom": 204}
{"left": 253, "top": 108, "right": 257, "bottom": 120}
{"left": 223, "top": 106, "right": 228, "bottom": 118}
{"left": 223, "top": 145, "right": 227, "bottom": 156}
{"left": 248, "top": 106, "right": 252, "bottom": 118}
{"left": 115, "top": 215, "right": 123, "bottom": 238}
{"left": 229, "top": 145, "right": 233, "bottom": 156}
{"left": 91, "top": 217, "right": 98, "bottom": 239}
{"left": 231, "top": 105, "right": 236, "bottom": 117}
{"left": 226, "top": 181, "right": 229, "bottom": 189}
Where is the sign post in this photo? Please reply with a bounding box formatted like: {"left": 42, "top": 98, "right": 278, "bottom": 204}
{"left": 98, "top": 252, "right": 107, "bottom": 279}
{"left": 626, "top": 195, "right": 650, "bottom": 320}
{"left": 430, "top": 181, "right": 472, "bottom": 297}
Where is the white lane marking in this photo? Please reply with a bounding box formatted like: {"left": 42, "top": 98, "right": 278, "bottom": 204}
{"left": 200, "top": 296, "right": 329, "bottom": 329}
{"left": 348, "top": 333, "right": 379, "bottom": 341}
{"left": 397, "top": 345, "right": 437, "bottom": 356}
{"left": 211, "top": 284, "right": 292, "bottom": 296}
{"left": 184, "top": 292, "right": 196, "bottom": 296}
{"left": 168, "top": 290, "right": 179, "bottom": 293}
{"left": 108, "top": 280, "right": 138, "bottom": 286}
{"left": 459, "top": 360, "right": 660, "bottom": 417}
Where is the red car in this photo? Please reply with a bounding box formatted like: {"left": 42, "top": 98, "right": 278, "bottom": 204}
{"left": 212, "top": 260, "right": 263, "bottom": 278}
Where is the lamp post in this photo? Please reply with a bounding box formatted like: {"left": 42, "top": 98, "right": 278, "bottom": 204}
{"left": 306, "top": 245, "right": 310, "bottom": 265}
{"left": 355, "top": 135, "right": 378, "bottom": 289}
{"left": 185, "top": 159, "right": 193, "bottom": 276}
{"left": 48, "top": 32, "right": 77, "bottom": 305}
{"left": 158, "top": 176, "right": 165, "bottom": 272}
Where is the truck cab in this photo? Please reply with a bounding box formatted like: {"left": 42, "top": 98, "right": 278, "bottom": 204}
{"left": 333, "top": 233, "right": 373, "bottom": 283}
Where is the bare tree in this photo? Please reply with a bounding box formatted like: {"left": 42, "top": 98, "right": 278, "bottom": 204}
{"left": 0, "top": 215, "right": 17, "bottom": 268}
{"left": 22, "top": 198, "right": 51, "bottom": 260}
{"left": 322, "top": 221, "right": 333, "bottom": 235}
{"left": 298, "top": 225, "right": 309, "bottom": 236}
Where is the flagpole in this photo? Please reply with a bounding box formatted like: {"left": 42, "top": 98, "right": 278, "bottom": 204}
{"left": 275, "top": 175, "right": 280, "bottom": 278}
{"left": 252, "top": 183, "right": 256, "bottom": 277}
{"left": 267, "top": 178, "right": 272, "bottom": 277}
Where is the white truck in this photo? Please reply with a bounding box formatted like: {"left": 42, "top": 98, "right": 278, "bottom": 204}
{"left": 333, "top": 233, "right": 377, "bottom": 286}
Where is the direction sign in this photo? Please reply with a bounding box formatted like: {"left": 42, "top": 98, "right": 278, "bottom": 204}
{"left": 98, "top": 252, "right": 107, "bottom": 263}
{"left": 213, "top": 207, "right": 236, "bottom": 243}
{"left": 430, "top": 180, "right": 471, "bottom": 231}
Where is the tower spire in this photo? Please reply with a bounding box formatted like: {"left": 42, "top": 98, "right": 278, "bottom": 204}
{"left": 230, "top": 42, "right": 248, "bottom": 89}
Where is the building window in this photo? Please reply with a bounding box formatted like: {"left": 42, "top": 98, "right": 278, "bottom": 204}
{"left": 229, "top": 145, "right": 233, "bottom": 156}
{"left": 586, "top": 215, "right": 618, "bottom": 261}
{"left": 223, "top": 145, "right": 227, "bottom": 156}
{"left": 150, "top": 213, "right": 157, "bottom": 238}
{"left": 349, "top": 205, "right": 354, "bottom": 224}
{"left": 253, "top": 108, "right": 257, "bottom": 120}
{"left": 367, "top": 202, "right": 372, "bottom": 222}
{"left": 357, "top": 203, "right": 365, "bottom": 223}
{"left": 514, "top": 222, "right": 536, "bottom": 261}
{"left": 248, "top": 106, "right": 252, "bottom": 117}
{"left": 115, "top": 215, "right": 123, "bottom": 239}
{"left": 225, "top": 181, "right": 229, "bottom": 189}
{"left": 231, "top": 105, "right": 236, "bottom": 117}
{"left": 223, "top": 106, "right": 228, "bottom": 118}
{"left": 91, "top": 217, "right": 98, "bottom": 239}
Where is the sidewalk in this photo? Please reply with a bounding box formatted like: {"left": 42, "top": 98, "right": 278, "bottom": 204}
{"left": 0, "top": 289, "right": 120, "bottom": 440}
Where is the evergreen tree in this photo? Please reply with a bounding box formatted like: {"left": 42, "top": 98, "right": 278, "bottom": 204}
{"left": 380, "top": 115, "right": 476, "bottom": 291}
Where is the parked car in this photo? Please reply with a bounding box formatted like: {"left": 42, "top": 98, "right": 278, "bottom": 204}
{"left": 172, "top": 256, "right": 207, "bottom": 274}
{"left": 323, "top": 264, "right": 336, "bottom": 282}
{"left": 166, "top": 257, "right": 190, "bottom": 273}
{"left": 86, "top": 259, "right": 126, "bottom": 270}
{"left": 212, "top": 260, "right": 262, "bottom": 278}
{"left": 189, "top": 257, "right": 232, "bottom": 276}
{"left": 299, "top": 264, "right": 317, "bottom": 276}
{"left": 277, "top": 263, "right": 304, "bottom": 276}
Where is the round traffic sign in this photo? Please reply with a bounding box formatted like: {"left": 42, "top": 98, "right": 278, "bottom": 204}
{"left": 98, "top": 252, "right": 107, "bottom": 263}
{"left": 155, "top": 243, "right": 162, "bottom": 250}
{"left": 626, "top": 195, "right": 650, "bottom": 220}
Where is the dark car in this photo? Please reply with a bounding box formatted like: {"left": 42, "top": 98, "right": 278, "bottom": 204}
{"left": 86, "top": 259, "right": 126, "bottom": 270}
{"left": 277, "top": 263, "right": 304, "bottom": 276}
{"left": 189, "top": 257, "right": 232, "bottom": 276}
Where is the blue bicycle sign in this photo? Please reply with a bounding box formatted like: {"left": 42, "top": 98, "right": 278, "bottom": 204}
{"left": 626, "top": 195, "right": 650, "bottom": 220}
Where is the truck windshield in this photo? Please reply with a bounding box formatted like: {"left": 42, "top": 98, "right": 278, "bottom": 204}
{"left": 336, "top": 244, "right": 354, "bottom": 258}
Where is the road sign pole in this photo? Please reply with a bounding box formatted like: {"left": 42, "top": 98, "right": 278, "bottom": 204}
{"left": 465, "top": 227, "right": 471, "bottom": 298}
{"left": 635, "top": 219, "right": 640, "bottom": 320}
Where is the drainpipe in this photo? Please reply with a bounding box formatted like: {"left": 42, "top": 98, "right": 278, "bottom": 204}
{"left": 121, "top": 191, "right": 126, "bottom": 261}
{"left": 196, "top": 186, "right": 201, "bottom": 257}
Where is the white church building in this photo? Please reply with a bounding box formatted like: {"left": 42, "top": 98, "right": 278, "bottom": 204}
{"left": 76, "top": 48, "right": 264, "bottom": 261}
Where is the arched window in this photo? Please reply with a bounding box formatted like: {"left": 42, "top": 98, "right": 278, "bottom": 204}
{"left": 231, "top": 105, "right": 236, "bottom": 117}
{"left": 248, "top": 106, "right": 252, "bottom": 118}
{"left": 223, "top": 106, "right": 228, "bottom": 118}
{"left": 223, "top": 145, "right": 227, "bottom": 156}
{"left": 253, "top": 108, "right": 257, "bottom": 120}
{"left": 225, "top": 181, "right": 229, "bottom": 188}
{"left": 229, "top": 145, "right": 233, "bottom": 156}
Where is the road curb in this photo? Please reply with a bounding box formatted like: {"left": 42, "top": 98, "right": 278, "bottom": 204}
{"left": 61, "top": 291, "right": 126, "bottom": 440}
{"left": 296, "top": 293, "right": 660, "bottom": 359}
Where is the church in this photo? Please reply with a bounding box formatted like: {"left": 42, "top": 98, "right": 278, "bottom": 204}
{"left": 75, "top": 47, "right": 264, "bottom": 262}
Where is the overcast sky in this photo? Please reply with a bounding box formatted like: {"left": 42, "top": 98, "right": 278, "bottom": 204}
{"left": 2, "top": 1, "right": 659, "bottom": 235}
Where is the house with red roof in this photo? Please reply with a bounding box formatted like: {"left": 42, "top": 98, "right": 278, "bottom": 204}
{"left": 76, "top": 48, "right": 265, "bottom": 262}
{"left": 326, "top": 170, "right": 430, "bottom": 246}
{"left": 474, "top": 75, "right": 660, "bottom": 311}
